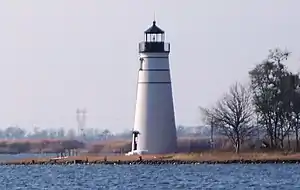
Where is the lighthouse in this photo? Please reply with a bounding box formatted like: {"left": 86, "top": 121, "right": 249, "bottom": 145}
{"left": 131, "top": 21, "right": 177, "bottom": 154}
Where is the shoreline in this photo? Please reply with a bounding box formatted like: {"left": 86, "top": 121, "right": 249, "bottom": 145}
{"left": 2, "top": 152, "right": 300, "bottom": 165}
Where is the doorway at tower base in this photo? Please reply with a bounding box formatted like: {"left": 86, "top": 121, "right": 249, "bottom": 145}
{"left": 125, "top": 150, "right": 149, "bottom": 156}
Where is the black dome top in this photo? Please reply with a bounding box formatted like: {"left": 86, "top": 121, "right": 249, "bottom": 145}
{"left": 144, "top": 21, "right": 165, "bottom": 34}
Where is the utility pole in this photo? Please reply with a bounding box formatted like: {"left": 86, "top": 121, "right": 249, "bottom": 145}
{"left": 210, "top": 119, "right": 214, "bottom": 150}
{"left": 76, "top": 108, "right": 87, "bottom": 142}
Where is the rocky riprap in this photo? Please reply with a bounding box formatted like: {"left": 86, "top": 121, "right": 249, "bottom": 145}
{"left": 1, "top": 159, "right": 300, "bottom": 165}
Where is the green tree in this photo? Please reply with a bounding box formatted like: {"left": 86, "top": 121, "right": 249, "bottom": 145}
{"left": 280, "top": 73, "right": 300, "bottom": 150}
{"left": 249, "top": 48, "right": 293, "bottom": 149}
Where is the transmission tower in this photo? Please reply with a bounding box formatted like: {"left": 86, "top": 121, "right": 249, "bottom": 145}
{"left": 76, "top": 108, "right": 87, "bottom": 141}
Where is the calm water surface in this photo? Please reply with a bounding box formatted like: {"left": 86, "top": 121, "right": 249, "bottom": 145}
{"left": 0, "top": 164, "right": 299, "bottom": 189}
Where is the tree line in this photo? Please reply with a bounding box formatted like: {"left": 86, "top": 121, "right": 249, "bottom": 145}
{"left": 200, "top": 48, "right": 300, "bottom": 153}
{"left": 0, "top": 126, "right": 118, "bottom": 140}
{"left": 0, "top": 125, "right": 209, "bottom": 141}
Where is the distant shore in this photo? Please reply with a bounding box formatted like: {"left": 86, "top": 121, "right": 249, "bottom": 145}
{"left": 2, "top": 152, "right": 300, "bottom": 165}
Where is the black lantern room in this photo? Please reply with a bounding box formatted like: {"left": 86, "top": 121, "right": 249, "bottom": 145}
{"left": 139, "top": 21, "right": 170, "bottom": 53}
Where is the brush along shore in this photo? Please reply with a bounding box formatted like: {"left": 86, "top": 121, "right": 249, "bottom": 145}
{"left": 2, "top": 152, "right": 300, "bottom": 165}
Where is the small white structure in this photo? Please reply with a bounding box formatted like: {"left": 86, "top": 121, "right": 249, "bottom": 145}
{"left": 131, "top": 21, "right": 177, "bottom": 154}
{"left": 125, "top": 150, "right": 148, "bottom": 156}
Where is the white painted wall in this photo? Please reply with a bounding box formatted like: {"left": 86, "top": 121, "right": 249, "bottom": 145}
{"left": 133, "top": 52, "right": 177, "bottom": 154}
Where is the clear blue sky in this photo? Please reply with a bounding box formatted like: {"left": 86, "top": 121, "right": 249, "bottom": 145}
{"left": 0, "top": 0, "right": 299, "bottom": 132}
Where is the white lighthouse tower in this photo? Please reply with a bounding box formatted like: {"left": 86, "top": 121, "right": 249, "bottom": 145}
{"left": 131, "top": 21, "right": 177, "bottom": 154}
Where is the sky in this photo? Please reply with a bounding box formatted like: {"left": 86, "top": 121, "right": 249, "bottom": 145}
{"left": 0, "top": 0, "right": 300, "bottom": 133}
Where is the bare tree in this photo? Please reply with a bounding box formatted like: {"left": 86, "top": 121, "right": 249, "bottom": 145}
{"left": 201, "top": 82, "right": 254, "bottom": 153}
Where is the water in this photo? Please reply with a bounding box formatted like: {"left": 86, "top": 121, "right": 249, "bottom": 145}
{"left": 0, "top": 164, "right": 300, "bottom": 189}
